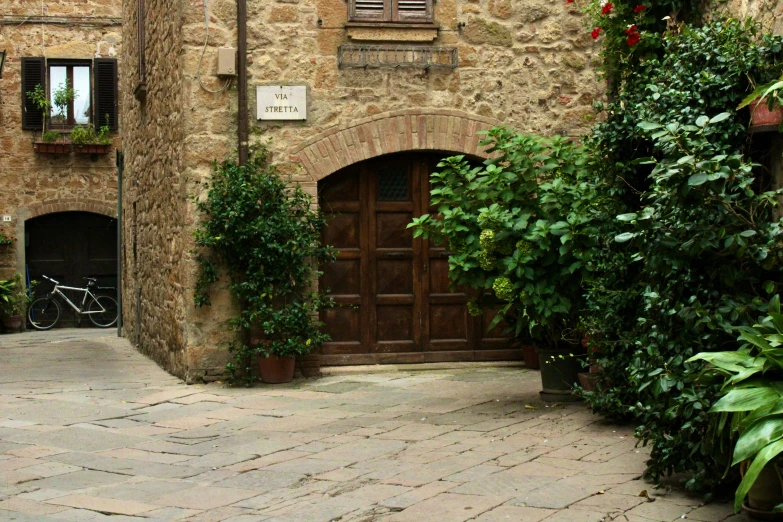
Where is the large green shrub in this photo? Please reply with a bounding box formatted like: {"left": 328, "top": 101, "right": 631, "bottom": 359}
{"left": 581, "top": 19, "right": 783, "bottom": 492}
{"left": 409, "top": 131, "right": 601, "bottom": 349}
{"left": 193, "top": 145, "right": 335, "bottom": 384}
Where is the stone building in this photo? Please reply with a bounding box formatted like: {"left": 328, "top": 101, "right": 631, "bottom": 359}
{"left": 120, "top": 0, "right": 779, "bottom": 381}
{"left": 120, "top": 0, "right": 604, "bottom": 381}
{"left": 0, "top": 2, "right": 121, "bottom": 325}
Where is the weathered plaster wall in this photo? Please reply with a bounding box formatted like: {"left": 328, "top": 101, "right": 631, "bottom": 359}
{"left": 0, "top": 1, "right": 122, "bottom": 279}
{"left": 126, "top": 0, "right": 604, "bottom": 380}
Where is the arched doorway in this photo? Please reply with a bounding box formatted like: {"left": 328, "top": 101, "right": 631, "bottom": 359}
{"left": 26, "top": 211, "right": 117, "bottom": 327}
{"left": 318, "top": 152, "right": 517, "bottom": 365}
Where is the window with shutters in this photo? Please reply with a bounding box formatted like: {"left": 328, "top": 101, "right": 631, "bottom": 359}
{"left": 21, "top": 57, "right": 118, "bottom": 132}
{"left": 350, "top": 0, "right": 433, "bottom": 23}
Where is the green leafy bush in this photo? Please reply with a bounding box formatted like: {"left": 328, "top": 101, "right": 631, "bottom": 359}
{"left": 192, "top": 145, "right": 335, "bottom": 384}
{"left": 690, "top": 296, "right": 783, "bottom": 512}
{"left": 581, "top": 19, "right": 783, "bottom": 492}
{"left": 409, "top": 130, "right": 602, "bottom": 349}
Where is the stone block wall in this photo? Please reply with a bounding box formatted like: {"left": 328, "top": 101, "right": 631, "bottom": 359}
{"left": 0, "top": 2, "right": 122, "bottom": 280}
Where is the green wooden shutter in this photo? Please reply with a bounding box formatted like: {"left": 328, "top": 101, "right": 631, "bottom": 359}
{"left": 93, "top": 58, "right": 118, "bottom": 131}
{"left": 21, "top": 57, "right": 45, "bottom": 131}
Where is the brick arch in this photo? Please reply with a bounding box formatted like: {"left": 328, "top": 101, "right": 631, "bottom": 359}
{"left": 294, "top": 109, "right": 500, "bottom": 182}
{"left": 24, "top": 198, "right": 117, "bottom": 221}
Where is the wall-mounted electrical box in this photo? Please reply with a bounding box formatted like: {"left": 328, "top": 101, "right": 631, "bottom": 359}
{"left": 217, "top": 47, "right": 237, "bottom": 77}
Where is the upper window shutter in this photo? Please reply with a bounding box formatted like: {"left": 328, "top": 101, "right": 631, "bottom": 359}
{"left": 396, "top": 0, "right": 431, "bottom": 22}
{"left": 93, "top": 58, "right": 118, "bottom": 131}
{"left": 352, "top": 0, "right": 387, "bottom": 22}
{"left": 21, "top": 57, "right": 45, "bottom": 131}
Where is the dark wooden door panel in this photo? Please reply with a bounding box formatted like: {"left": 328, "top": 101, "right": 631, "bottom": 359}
{"left": 319, "top": 153, "right": 519, "bottom": 365}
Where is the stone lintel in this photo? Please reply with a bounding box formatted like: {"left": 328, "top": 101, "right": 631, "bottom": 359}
{"left": 346, "top": 24, "right": 439, "bottom": 43}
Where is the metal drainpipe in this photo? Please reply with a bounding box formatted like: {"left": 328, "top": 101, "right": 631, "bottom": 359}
{"left": 237, "top": 0, "right": 248, "bottom": 166}
{"left": 116, "top": 150, "right": 123, "bottom": 336}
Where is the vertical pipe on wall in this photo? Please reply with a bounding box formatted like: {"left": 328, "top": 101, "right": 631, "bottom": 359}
{"left": 116, "top": 150, "right": 123, "bottom": 336}
{"left": 237, "top": 0, "right": 248, "bottom": 166}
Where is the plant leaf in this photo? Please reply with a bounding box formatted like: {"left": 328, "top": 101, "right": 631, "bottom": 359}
{"left": 735, "top": 439, "right": 783, "bottom": 512}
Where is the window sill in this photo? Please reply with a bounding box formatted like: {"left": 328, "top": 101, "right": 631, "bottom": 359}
{"left": 345, "top": 22, "right": 440, "bottom": 43}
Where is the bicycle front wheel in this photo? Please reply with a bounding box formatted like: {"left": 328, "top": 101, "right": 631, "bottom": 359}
{"left": 88, "top": 295, "right": 118, "bottom": 328}
{"left": 27, "top": 298, "right": 61, "bottom": 330}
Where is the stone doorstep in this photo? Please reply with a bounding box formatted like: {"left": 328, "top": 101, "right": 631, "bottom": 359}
{"left": 321, "top": 361, "right": 525, "bottom": 375}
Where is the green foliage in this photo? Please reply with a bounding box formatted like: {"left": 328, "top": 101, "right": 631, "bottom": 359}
{"left": 409, "top": 130, "right": 602, "bottom": 348}
{"left": 25, "top": 84, "right": 50, "bottom": 140}
{"left": 0, "top": 274, "right": 33, "bottom": 317}
{"left": 690, "top": 296, "right": 783, "bottom": 512}
{"left": 192, "top": 145, "right": 335, "bottom": 385}
{"left": 51, "top": 79, "right": 76, "bottom": 127}
{"left": 41, "top": 131, "right": 61, "bottom": 143}
{"left": 70, "top": 120, "right": 111, "bottom": 146}
{"left": 0, "top": 227, "right": 15, "bottom": 246}
{"left": 581, "top": 18, "right": 783, "bottom": 493}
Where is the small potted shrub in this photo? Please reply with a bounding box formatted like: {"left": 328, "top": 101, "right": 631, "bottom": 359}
{"left": 690, "top": 296, "right": 783, "bottom": 519}
{"left": 0, "top": 275, "right": 32, "bottom": 333}
{"left": 738, "top": 75, "right": 783, "bottom": 130}
{"left": 71, "top": 116, "right": 112, "bottom": 155}
{"left": 26, "top": 82, "right": 73, "bottom": 154}
{"left": 193, "top": 144, "right": 336, "bottom": 385}
{"left": 0, "top": 228, "right": 15, "bottom": 253}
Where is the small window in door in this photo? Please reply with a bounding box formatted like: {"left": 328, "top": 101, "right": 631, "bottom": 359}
{"left": 378, "top": 166, "right": 409, "bottom": 201}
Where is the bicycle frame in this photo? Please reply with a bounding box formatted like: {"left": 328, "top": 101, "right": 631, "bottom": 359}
{"left": 48, "top": 285, "right": 106, "bottom": 315}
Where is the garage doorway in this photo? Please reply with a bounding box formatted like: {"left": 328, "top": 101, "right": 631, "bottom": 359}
{"left": 25, "top": 212, "right": 117, "bottom": 327}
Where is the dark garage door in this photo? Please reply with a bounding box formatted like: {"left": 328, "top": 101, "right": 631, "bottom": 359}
{"left": 26, "top": 212, "right": 117, "bottom": 327}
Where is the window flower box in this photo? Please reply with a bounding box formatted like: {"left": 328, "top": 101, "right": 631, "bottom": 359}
{"left": 73, "top": 144, "right": 112, "bottom": 155}
{"left": 33, "top": 142, "right": 70, "bottom": 154}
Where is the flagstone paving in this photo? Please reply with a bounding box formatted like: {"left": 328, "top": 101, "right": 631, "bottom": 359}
{"left": 0, "top": 330, "right": 749, "bottom": 521}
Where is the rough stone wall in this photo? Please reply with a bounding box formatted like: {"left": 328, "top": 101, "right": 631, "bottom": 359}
{"left": 120, "top": 0, "right": 194, "bottom": 379}
{"left": 0, "top": 1, "right": 122, "bottom": 280}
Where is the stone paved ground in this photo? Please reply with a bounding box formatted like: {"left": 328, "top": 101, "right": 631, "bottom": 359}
{"left": 0, "top": 331, "right": 748, "bottom": 522}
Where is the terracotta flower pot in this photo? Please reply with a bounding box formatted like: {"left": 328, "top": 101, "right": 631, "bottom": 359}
{"left": 33, "top": 142, "right": 70, "bottom": 154}
{"left": 749, "top": 99, "right": 783, "bottom": 128}
{"left": 522, "top": 345, "right": 540, "bottom": 370}
{"left": 578, "top": 372, "right": 597, "bottom": 392}
{"left": 1, "top": 314, "right": 24, "bottom": 332}
{"left": 258, "top": 354, "right": 296, "bottom": 384}
{"left": 74, "top": 144, "right": 112, "bottom": 154}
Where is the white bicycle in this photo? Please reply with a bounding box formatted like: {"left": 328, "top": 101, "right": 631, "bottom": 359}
{"left": 27, "top": 275, "right": 118, "bottom": 330}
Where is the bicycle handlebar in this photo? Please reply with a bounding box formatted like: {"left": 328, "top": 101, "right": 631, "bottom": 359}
{"left": 42, "top": 275, "right": 59, "bottom": 285}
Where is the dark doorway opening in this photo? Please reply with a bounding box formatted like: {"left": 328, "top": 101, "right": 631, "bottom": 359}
{"left": 26, "top": 211, "right": 117, "bottom": 327}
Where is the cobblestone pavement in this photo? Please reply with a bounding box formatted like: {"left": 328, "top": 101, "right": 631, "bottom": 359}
{"left": 0, "top": 331, "right": 746, "bottom": 521}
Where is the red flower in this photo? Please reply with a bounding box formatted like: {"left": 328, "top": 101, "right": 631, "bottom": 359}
{"left": 634, "top": 4, "right": 646, "bottom": 12}
{"left": 601, "top": 2, "right": 613, "bottom": 14}
{"left": 591, "top": 27, "right": 602, "bottom": 39}
{"left": 627, "top": 32, "right": 641, "bottom": 46}
{"left": 625, "top": 24, "right": 637, "bottom": 35}
{"left": 566, "top": 0, "right": 574, "bottom": 3}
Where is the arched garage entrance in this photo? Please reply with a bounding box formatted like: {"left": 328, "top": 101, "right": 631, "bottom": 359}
{"left": 318, "top": 152, "right": 519, "bottom": 365}
{"left": 26, "top": 211, "right": 117, "bottom": 327}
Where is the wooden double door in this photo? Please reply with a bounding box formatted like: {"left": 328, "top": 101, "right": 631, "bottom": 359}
{"left": 319, "top": 153, "right": 518, "bottom": 365}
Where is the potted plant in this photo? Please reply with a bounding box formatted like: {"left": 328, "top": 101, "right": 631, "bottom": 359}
{"left": 689, "top": 295, "right": 783, "bottom": 519}
{"left": 409, "top": 128, "right": 599, "bottom": 401}
{"left": 26, "top": 81, "right": 75, "bottom": 154}
{"left": 0, "top": 228, "right": 15, "bottom": 253}
{"left": 0, "top": 275, "right": 32, "bottom": 333}
{"left": 71, "top": 115, "right": 112, "bottom": 155}
{"left": 193, "top": 144, "right": 336, "bottom": 385}
{"left": 738, "top": 74, "right": 783, "bottom": 130}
